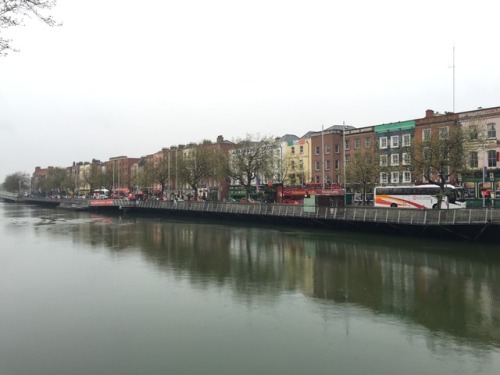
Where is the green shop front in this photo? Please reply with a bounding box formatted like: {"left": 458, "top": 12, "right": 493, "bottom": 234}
{"left": 461, "top": 169, "right": 500, "bottom": 207}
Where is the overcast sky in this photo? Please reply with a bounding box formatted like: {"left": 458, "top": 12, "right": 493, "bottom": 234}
{"left": 1, "top": 0, "right": 499, "bottom": 181}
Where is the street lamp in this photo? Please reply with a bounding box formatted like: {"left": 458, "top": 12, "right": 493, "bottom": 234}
{"left": 343, "top": 122, "right": 347, "bottom": 206}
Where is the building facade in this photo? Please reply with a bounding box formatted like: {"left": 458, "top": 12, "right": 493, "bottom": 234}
{"left": 309, "top": 125, "right": 355, "bottom": 187}
{"left": 458, "top": 106, "right": 500, "bottom": 200}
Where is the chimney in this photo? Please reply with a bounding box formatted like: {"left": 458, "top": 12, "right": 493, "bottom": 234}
{"left": 425, "top": 109, "right": 435, "bottom": 118}
{"left": 217, "top": 135, "right": 224, "bottom": 143}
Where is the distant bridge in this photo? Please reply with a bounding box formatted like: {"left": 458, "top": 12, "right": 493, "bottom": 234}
{"left": 0, "top": 191, "right": 20, "bottom": 202}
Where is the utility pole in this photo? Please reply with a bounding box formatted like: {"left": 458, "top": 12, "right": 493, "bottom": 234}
{"left": 453, "top": 45, "right": 455, "bottom": 112}
{"left": 449, "top": 45, "right": 456, "bottom": 112}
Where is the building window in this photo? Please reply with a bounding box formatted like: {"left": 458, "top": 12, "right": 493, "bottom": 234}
{"left": 380, "top": 172, "right": 388, "bottom": 184}
{"left": 469, "top": 151, "right": 478, "bottom": 168}
{"left": 335, "top": 144, "right": 340, "bottom": 153}
{"left": 402, "top": 153, "right": 410, "bottom": 165}
{"left": 402, "top": 134, "right": 411, "bottom": 147}
{"left": 380, "top": 155, "right": 388, "bottom": 166}
{"left": 299, "top": 159, "right": 304, "bottom": 169}
{"left": 314, "top": 161, "right": 320, "bottom": 171}
{"left": 326, "top": 160, "right": 331, "bottom": 170}
{"left": 345, "top": 155, "right": 350, "bottom": 166}
{"left": 315, "top": 175, "right": 320, "bottom": 183}
{"left": 439, "top": 126, "right": 449, "bottom": 140}
{"left": 335, "top": 160, "right": 340, "bottom": 170}
{"left": 354, "top": 139, "right": 360, "bottom": 149}
{"left": 365, "top": 137, "right": 371, "bottom": 148}
{"left": 391, "top": 154, "right": 399, "bottom": 166}
{"left": 488, "top": 150, "right": 497, "bottom": 167}
{"left": 325, "top": 144, "right": 330, "bottom": 154}
{"left": 422, "top": 128, "right": 431, "bottom": 142}
{"left": 291, "top": 161, "right": 296, "bottom": 170}
{"left": 315, "top": 146, "right": 320, "bottom": 155}
{"left": 299, "top": 145, "right": 304, "bottom": 154}
{"left": 291, "top": 146, "right": 295, "bottom": 154}
{"left": 487, "top": 123, "right": 496, "bottom": 138}
{"left": 345, "top": 140, "right": 350, "bottom": 150}
{"left": 379, "top": 137, "right": 388, "bottom": 149}
{"left": 391, "top": 171, "right": 400, "bottom": 184}
{"left": 391, "top": 135, "right": 399, "bottom": 148}
{"left": 403, "top": 171, "right": 411, "bottom": 183}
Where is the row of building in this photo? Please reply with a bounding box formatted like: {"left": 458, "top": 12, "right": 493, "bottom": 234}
{"left": 31, "top": 106, "right": 500, "bottom": 202}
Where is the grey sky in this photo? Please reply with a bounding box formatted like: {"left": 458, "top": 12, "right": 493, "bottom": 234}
{"left": 1, "top": 0, "right": 499, "bottom": 181}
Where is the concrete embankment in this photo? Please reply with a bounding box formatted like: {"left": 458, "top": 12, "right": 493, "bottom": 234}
{"left": 123, "top": 200, "right": 500, "bottom": 243}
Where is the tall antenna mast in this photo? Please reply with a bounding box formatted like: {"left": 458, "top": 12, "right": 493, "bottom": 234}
{"left": 452, "top": 45, "right": 455, "bottom": 112}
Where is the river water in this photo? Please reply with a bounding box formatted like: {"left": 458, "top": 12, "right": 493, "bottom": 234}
{"left": 0, "top": 202, "right": 499, "bottom": 375}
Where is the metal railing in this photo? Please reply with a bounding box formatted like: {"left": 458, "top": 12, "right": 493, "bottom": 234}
{"left": 4, "top": 194, "right": 499, "bottom": 227}
{"left": 130, "top": 201, "right": 500, "bottom": 226}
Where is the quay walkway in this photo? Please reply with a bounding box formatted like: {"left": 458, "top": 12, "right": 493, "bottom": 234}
{"left": 1, "top": 191, "right": 499, "bottom": 242}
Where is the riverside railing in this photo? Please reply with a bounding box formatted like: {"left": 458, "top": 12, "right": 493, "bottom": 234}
{"left": 5, "top": 194, "right": 499, "bottom": 227}
{"left": 132, "top": 200, "right": 500, "bottom": 226}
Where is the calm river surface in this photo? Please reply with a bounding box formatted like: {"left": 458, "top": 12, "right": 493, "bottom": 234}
{"left": 0, "top": 202, "right": 499, "bottom": 375}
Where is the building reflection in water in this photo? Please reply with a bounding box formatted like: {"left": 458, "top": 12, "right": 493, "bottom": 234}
{"left": 44, "top": 211, "right": 500, "bottom": 351}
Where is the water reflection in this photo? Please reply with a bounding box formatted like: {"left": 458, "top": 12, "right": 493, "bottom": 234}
{"left": 3, "top": 204, "right": 500, "bottom": 355}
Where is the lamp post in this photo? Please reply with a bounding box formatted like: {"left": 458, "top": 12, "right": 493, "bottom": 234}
{"left": 74, "top": 164, "right": 77, "bottom": 196}
{"left": 175, "top": 148, "right": 179, "bottom": 196}
{"left": 343, "top": 122, "right": 347, "bottom": 206}
{"left": 482, "top": 165, "right": 486, "bottom": 208}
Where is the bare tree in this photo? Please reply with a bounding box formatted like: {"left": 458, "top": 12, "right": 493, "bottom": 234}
{"left": 412, "top": 125, "right": 467, "bottom": 208}
{"left": 178, "top": 143, "right": 225, "bottom": 200}
{"left": 460, "top": 119, "right": 494, "bottom": 175}
{"left": 82, "top": 165, "right": 105, "bottom": 194}
{"left": 2, "top": 171, "right": 29, "bottom": 193}
{"left": 1, "top": 0, "right": 60, "bottom": 56}
{"left": 145, "top": 151, "right": 172, "bottom": 198}
{"left": 277, "top": 152, "right": 296, "bottom": 186}
{"left": 130, "top": 159, "right": 148, "bottom": 194}
{"left": 31, "top": 166, "right": 66, "bottom": 194}
{"left": 227, "top": 134, "right": 277, "bottom": 198}
{"left": 346, "top": 147, "right": 379, "bottom": 205}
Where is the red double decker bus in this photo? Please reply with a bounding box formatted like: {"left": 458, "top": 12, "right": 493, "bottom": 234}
{"left": 280, "top": 187, "right": 309, "bottom": 204}
{"left": 277, "top": 184, "right": 344, "bottom": 205}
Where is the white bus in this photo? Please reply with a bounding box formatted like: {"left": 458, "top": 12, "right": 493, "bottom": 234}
{"left": 374, "top": 184, "right": 466, "bottom": 209}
